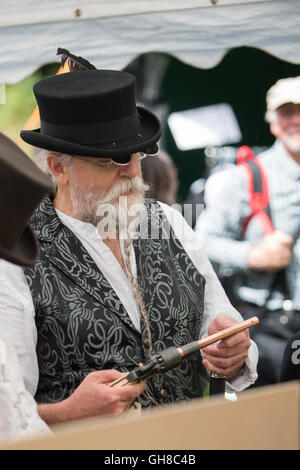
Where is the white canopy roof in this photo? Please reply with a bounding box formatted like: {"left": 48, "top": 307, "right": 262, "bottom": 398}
{"left": 0, "top": 0, "right": 299, "bottom": 83}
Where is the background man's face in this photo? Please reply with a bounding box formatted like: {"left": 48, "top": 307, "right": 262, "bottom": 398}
{"left": 271, "top": 103, "right": 300, "bottom": 155}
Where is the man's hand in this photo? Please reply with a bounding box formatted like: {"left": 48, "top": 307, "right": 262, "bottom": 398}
{"left": 38, "top": 369, "right": 145, "bottom": 424}
{"left": 202, "top": 315, "right": 251, "bottom": 381}
{"left": 248, "top": 230, "right": 293, "bottom": 271}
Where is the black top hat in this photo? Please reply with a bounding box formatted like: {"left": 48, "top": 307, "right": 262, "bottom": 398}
{"left": 0, "top": 132, "right": 53, "bottom": 267}
{"left": 20, "top": 70, "right": 161, "bottom": 164}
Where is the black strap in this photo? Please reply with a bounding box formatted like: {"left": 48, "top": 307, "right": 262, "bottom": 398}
{"left": 245, "top": 157, "right": 272, "bottom": 222}
{"left": 239, "top": 148, "right": 290, "bottom": 305}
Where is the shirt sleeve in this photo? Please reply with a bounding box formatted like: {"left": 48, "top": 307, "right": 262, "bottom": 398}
{"left": 0, "top": 260, "right": 39, "bottom": 397}
{"left": 158, "top": 201, "right": 258, "bottom": 392}
{"left": 0, "top": 326, "right": 50, "bottom": 443}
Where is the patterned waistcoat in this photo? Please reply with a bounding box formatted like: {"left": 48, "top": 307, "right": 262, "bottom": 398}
{"left": 24, "top": 196, "right": 206, "bottom": 407}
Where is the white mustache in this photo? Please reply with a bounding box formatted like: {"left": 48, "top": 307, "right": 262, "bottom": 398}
{"left": 100, "top": 176, "right": 148, "bottom": 205}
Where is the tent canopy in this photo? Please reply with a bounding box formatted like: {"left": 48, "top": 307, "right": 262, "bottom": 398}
{"left": 0, "top": 0, "right": 299, "bottom": 83}
{"left": 1, "top": 0, "right": 300, "bottom": 202}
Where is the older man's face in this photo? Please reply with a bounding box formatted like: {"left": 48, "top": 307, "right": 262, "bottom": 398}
{"left": 66, "top": 153, "right": 148, "bottom": 227}
{"left": 271, "top": 103, "right": 300, "bottom": 157}
{"left": 70, "top": 153, "right": 142, "bottom": 194}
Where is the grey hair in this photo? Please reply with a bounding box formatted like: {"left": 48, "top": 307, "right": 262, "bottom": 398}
{"left": 50, "top": 152, "right": 73, "bottom": 166}
{"left": 265, "top": 109, "right": 278, "bottom": 124}
{"left": 32, "top": 149, "right": 73, "bottom": 189}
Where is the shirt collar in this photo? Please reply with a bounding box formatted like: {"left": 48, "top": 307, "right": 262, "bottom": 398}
{"left": 55, "top": 208, "right": 100, "bottom": 240}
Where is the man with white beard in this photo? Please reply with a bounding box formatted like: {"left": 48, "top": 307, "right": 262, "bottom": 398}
{"left": 0, "top": 68, "right": 258, "bottom": 426}
{"left": 196, "top": 76, "right": 300, "bottom": 386}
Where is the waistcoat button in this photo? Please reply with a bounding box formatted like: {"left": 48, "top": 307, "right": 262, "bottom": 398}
{"left": 143, "top": 338, "right": 151, "bottom": 348}
{"left": 160, "top": 388, "right": 168, "bottom": 399}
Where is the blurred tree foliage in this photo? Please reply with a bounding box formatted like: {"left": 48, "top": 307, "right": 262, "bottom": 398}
{"left": 0, "top": 63, "right": 58, "bottom": 155}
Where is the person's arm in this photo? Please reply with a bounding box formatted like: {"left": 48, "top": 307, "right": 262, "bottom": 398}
{"left": 0, "top": 260, "right": 39, "bottom": 396}
{"left": 195, "top": 167, "right": 253, "bottom": 274}
{"left": 0, "top": 326, "right": 50, "bottom": 441}
{"left": 158, "top": 202, "right": 258, "bottom": 391}
{"left": 191, "top": 245, "right": 258, "bottom": 391}
{"left": 195, "top": 167, "right": 293, "bottom": 273}
{"left": 38, "top": 370, "right": 145, "bottom": 424}
{"left": 248, "top": 231, "right": 293, "bottom": 271}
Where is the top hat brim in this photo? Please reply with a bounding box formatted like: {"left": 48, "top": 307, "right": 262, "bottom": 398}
{"left": 0, "top": 223, "right": 39, "bottom": 267}
{"left": 0, "top": 130, "right": 53, "bottom": 267}
{"left": 20, "top": 107, "right": 161, "bottom": 163}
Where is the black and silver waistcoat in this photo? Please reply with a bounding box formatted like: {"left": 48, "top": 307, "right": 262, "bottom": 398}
{"left": 24, "top": 196, "right": 206, "bottom": 407}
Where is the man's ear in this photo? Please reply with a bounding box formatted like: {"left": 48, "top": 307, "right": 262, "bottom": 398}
{"left": 270, "top": 121, "right": 281, "bottom": 139}
{"left": 46, "top": 153, "right": 70, "bottom": 185}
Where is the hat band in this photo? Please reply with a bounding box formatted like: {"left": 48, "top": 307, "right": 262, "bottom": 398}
{"left": 40, "top": 111, "right": 141, "bottom": 145}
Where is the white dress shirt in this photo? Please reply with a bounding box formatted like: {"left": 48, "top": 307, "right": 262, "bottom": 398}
{"left": 0, "top": 323, "right": 49, "bottom": 444}
{"left": 0, "top": 201, "right": 258, "bottom": 421}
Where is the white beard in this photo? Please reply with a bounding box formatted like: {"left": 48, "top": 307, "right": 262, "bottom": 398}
{"left": 281, "top": 133, "right": 300, "bottom": 156}
{"left": 69, "top": 173, "right": 149, "bottom": 239}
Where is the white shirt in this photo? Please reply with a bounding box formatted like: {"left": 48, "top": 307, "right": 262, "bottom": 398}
{"left": 0, "top": 323, "right": 49, "bottom": 444}
{"left": 0, "top": 202, "right": 258, "bottom": 415}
